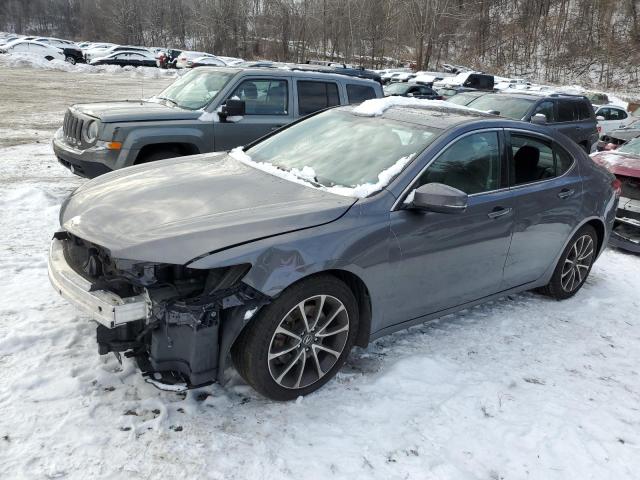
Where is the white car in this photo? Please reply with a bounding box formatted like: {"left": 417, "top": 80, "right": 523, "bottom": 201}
{"left": 175, "top": 51, "right": 217, "bottom": 68}
{"left": 0, "top": 39, "right": 65, "bottom": 61}
{"left": 82, "top": 43, "right": 116, "bottom": 61}
{"left": 85, "top": 44, "right": 151, "bottom": 62}
{"left": 595, "top": 105, "right": 634, "bottom": 135}
{"left": 185, "top": 55, "right": 226, "bottom": 68}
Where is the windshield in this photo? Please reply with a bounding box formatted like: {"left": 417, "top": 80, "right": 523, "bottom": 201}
{"left": 246, "top": 109, "right": 440, "bottom": 189}
{"left": 384, "top": 83, "right": 411, "bottom": 95}
{"left": 467, "top": 94, "right": 535, "bottom": 119}
{"left": 155, "top": 69, "right": 236, "bottom": 110}
{"left": 617, "top": 138, "right": 640, "bottom": 156}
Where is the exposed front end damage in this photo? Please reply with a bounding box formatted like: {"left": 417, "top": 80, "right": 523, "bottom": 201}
{"left": 48, "top": 231, "right": 269, "bottom": 389}
{"left": 611, "top": 193, "right": 640, "bottom": 253}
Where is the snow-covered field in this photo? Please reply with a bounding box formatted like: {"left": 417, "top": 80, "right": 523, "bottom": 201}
{"left": 1, "top": 65, "right": 639, "bottom": 480}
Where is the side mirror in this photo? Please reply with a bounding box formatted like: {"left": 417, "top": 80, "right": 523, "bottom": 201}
{"left": 220, "top": 99, "right": 245, "bottom": 121}
{"left": 406, "top": 183, "right": 468, "bottom": 214}
{"left": 531, "top": 113, "right": 547, "bottom": 124}
{"left": 596, "top": 115, "right": 605, "bottom": 121}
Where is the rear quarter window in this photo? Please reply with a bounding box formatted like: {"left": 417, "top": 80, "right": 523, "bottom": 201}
{"left": 346, "top": 84, "right": 377, "bottom": 104}
{"left": 577, "top": 101, "right": 594, "bottom": 120}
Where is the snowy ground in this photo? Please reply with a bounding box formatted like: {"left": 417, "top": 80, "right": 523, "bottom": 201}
{"left": 1, "top": 66, "right": 640, "bottom": 480}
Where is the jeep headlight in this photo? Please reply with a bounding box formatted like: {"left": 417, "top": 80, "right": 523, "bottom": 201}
{"left": 83, "top": 120, "right": 99, "bottom": 144}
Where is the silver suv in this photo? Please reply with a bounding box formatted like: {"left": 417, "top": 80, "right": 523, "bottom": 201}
{"left": 53, "top": 67, "right": 383, "bottom": 177}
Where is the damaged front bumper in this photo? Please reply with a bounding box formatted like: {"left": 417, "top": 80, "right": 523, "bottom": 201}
{"left": 48, "top": 235, "right": 150, "bottom": 328}
{"left": 610, "top": 196, "right": 640, "bottom": 253}
{"left": 48, "top": 233, "right": 268, "bottom": 389}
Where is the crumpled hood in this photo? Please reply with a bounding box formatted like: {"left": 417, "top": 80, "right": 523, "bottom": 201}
{"left": 61, "top": 153, "right": 356, "bottom": 264}
{"left": 73, "top": 100, "right": 202, "bottom": 123}
{"left": 591, "top": 151, "right": 640, "bottom": 178}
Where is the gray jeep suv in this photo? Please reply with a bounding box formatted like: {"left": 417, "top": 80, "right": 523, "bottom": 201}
{"left": 52, "top": 67, "right": 383, "bottom": 177}
{"left": 465, "top": 92, "right": 599, "bottom": 152}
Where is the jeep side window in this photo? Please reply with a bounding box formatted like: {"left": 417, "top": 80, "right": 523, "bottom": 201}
{"left": 298, "top": 81, "right": 340, "bottom": 115}
{"left": 532, "top": 101, "right": 555, "bottom": 122}
{"left": 229, "top": 79, "right": 288, "bottom": 115}
{"left": 346, "top": 84, "right": 376, "bottom": 104}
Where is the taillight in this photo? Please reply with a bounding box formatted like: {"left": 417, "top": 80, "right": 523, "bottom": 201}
{"left": 612, "top": 178, "right": 622, "bottom": 197}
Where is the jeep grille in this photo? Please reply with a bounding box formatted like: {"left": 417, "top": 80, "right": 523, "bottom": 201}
{"left": 63, "top": 109, "right": 85, "bottom": 147}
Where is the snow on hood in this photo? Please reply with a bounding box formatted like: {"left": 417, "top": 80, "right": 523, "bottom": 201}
{"left": 352, "top": 96, "right": 480, "bottom": 117}
{"left": 230, "top": 147, "right": 414, "bottom": 199}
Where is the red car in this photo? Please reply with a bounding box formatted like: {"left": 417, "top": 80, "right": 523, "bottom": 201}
{"left": 591, "top": 137, "right": 640, "bottom": 252}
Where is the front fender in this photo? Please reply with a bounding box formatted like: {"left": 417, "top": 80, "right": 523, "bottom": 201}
{"left": 118, "top": 124, "right": 210, "bottom": 168}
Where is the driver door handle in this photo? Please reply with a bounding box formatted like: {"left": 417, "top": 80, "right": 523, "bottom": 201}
{"left": 558, "top": 188, "right": 575, "bottom": 199}
{"left": 487, "top": 207, "right": 512, "bottom": 219}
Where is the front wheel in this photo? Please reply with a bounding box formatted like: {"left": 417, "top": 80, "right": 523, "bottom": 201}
{"left": 65, "top": 55, "right": 76, "bottom": 65}
{"left": 232, "top": 275, "right": 359, "bottom": 401}
{"left": 538, "top": 224, "right": 597, "bottom": 300}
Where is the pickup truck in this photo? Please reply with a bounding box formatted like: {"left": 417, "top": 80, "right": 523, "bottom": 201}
{"left": 53, "top": 67, "right": 383, "bottom": 178}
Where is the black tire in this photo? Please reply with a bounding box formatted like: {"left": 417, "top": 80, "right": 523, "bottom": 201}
{"left": 538, "top": 224, "right": 598, "bottom": 300}
{"left": 65, "top": 55, "right": 76, "bottom": 65}
{"left": 135, "top": 149, "right": 182, "bottom": 165}
{"left": 232, "top": 275, "right": 359, "bottom": 401}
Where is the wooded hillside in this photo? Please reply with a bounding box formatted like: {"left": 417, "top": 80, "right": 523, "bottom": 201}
{"left": 1, "top": 0, "right": 638, "bottom": 88}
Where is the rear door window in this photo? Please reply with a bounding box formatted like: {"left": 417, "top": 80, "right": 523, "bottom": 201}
{"left": 510, "top": 134, "right": 574, "bottom": 185}
{"left": 346, "top": 84, "right": 376, "bottom": 104}
{"left": 297, "top": 81, "right": 340, "bottom": 115}
{"left": 556, "top": 101, "right": 577, "bottom": 122}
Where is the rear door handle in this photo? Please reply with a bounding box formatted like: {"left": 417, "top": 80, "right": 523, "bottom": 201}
{"left": 487, "top": 207, "right": 512, "bottom": 219}
{"left": 558, "top": 188, "right": 575, "bottom": 199}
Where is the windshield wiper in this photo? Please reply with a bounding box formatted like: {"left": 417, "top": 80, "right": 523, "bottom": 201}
{"left": 274, "top": 164, "right": 324, "bottom": 188}
{"left": 156, "top": 96, "right": 178, "bottom": 107}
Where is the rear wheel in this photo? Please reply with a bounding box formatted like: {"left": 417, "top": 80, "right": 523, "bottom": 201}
{"left": 232, "top": 275, "right": 359, "bottom": 401}
{"left": 65, "top": 55, "right": 76, "bottom": 65}
{"left": 538, "top": 224, "right": 597, "bottom": 300}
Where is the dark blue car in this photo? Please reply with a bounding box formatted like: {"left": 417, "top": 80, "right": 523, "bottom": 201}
{"left": 49, "top": 101, "right": 619, "bottom": 400}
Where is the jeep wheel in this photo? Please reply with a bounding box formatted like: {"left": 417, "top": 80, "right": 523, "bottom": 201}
{"left": 232, "top": 275, "right": 359, "bottom": 401}
{"left": 65, "top": 55, "right": 76, "bottom": 65}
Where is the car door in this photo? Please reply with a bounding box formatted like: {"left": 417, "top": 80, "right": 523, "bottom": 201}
{"left": 501, "top": 130, "right": 582, "bottom": 288}
{"left": 386, "top": 129, "right": 514, "bottom": 324}
{"left": 214, "top": 77, "right": 293, "bottom": 151}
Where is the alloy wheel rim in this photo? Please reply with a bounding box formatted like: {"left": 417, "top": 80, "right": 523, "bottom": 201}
{"left": 561, "top": 234, "right": 594, "bottom": 292}
{"left": 268, "top": 295, "right": 349, "bottom": 390}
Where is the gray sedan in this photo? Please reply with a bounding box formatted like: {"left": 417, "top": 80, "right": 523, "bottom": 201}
{"left": 49, "top": 102, "right": 619, "bottom": 400}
